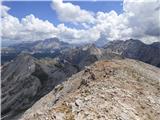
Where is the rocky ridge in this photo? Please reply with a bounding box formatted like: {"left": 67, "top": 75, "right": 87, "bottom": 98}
{"left": 20, "top": 59, "right": 160, "bottom": 120}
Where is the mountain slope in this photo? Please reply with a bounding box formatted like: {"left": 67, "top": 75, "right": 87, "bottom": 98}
{"left": 59, "top": 44, "right": 122, "bottom": 69}
{"left": 104, "top": 39, "right": 160, "bottom": 67}
{"left": 1, "top": 45, "right": 123, "bottom": 120}
{"left": 1, "top": 54, "right": 79, "bottom": 120}
{"left": 20, "top": 59, "right": 160, "bottom": 120}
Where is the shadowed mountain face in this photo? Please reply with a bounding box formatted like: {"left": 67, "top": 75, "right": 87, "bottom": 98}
{"left": 59, "top": 44, "right": 123, "bottom": 69}
{"left": 1, "top": 54, "right": 79, "bottom": 120}
{"left": 104, "top": 39, "right": 160, "bottom": 67}
{"left": 59, "top": 44, "right": 102, "bottom": 69}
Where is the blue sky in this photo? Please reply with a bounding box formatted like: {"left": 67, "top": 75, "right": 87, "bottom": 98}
{"left": 3, "top": 1, "right": 123, "bottom": 27}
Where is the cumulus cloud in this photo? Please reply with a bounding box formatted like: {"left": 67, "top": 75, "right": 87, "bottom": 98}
{"left": 1, "top": 4, "right": 99, "bottom": 43}
{"left": 51, "top": 0, "right": 160, "bottom": 44}
{"left": 1, "top": 0, "right": 160, "bottom": 44}
{"left": 56, "top": 24, "right": 100, "bottom": 43}
{"left": 52, "top": 0, "right": 95, "bottom": 24}
{"left": 123, "top": 0, "right": 160, "bottom": 43}
{"left": 94, "top": 11, "right": 132, "bottom": 41}
{"left": 1, "top": 5, "right": 58, "bottom": 41}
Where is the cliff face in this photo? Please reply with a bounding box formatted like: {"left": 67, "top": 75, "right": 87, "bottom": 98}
{"left": 20, "top": 59, "right": 160, "bottom": 120}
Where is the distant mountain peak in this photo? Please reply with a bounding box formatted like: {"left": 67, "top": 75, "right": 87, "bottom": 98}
{"left": 104, "top": 39, "right": 160, "bottom": 67}
{"left": 43, "top": 37, "right": 66, "bottom": 44}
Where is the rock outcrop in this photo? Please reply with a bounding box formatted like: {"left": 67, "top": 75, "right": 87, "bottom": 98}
{"left": 20, "top": 59, "right": 160, "bottom": 120}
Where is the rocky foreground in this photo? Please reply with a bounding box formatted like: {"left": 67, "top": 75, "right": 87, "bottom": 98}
{"left": 20, "top": 59, "right": 160, "bottom": 120}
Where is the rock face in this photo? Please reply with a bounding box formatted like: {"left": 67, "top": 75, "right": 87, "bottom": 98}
{"left": 104, "top": 39, "right": 160, "bottom": 67}
{"left": 1, "top": 54, "right": 79, "bottom": 120}
{"left": 10, "top": 37, "right": 70, "bottom": 52}
{"left": 94, "top": 34, "right": 109, "bottom": 47}
{"left": 59, "top": 44, "right": 101, "bottom": 69}
{"left": 20, "top": 59, "right": 160, "bottom": 120}
{"left": 59, "top": 44, "right": 122, "bottom": 69}
{"left": 2, "top": 54, "right": 40, "bottom": 119}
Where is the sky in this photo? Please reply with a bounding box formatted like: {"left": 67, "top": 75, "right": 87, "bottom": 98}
{"left": 1, "top": 0, "right": 160, "bottom": 44}
{"left": 2, "top": 1, "right": 123, "bottom": 27}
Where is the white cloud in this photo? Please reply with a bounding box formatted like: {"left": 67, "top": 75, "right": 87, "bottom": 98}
{"left": 1, "top": 4, "right": 99, "bottom": 43}
{"left": 51, "top": 0, "right": 160, "bottom": 44}
{"left": 1, "top": 5, "right": 10, "bottom": 17}
{"left": 1, "top": 0, "right": 160, "bottom": 44}
{"left": 92, "top": 0, "right": 160, "bottom": 43}
{"left": 1, "top": 5, "right": 58, "bottom": 41}
{"left": 52, "top": 0, "right": 95, "bottom": 24}
{"left": 123, "top": 0, "right": 160, "bottom": 43}
{"left": 56, "top": 24, "right": 100, "bottom": 43}
{"left": 94, "top": 11, "right": 131, "bottom": 41}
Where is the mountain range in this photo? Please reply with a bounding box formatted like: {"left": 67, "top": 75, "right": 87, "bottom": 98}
{"left": 104, "top": 39, "right": 160, "bottom": 67}
{"left": 1, "top": 38, "right": 160, "bottom": 120}
{"left": 1, "top": 38, "right": 69, "bottom": 64}
{"left": 2, "top": 38, "right": 160, "bottom": 68}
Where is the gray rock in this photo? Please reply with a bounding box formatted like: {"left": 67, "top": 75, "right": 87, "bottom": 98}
{"left": 20, "top": 59, "right": 160, "bottom": 120}
{"left": 104, "top": 39, "right": 160, "bottom": 67}
{"left": 1, "top": 53, "right": 79, "bottom": 120}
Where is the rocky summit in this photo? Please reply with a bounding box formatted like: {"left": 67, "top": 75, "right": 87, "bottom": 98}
{"left": 20, "top": 59, "right": 160, "bottom": 120}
